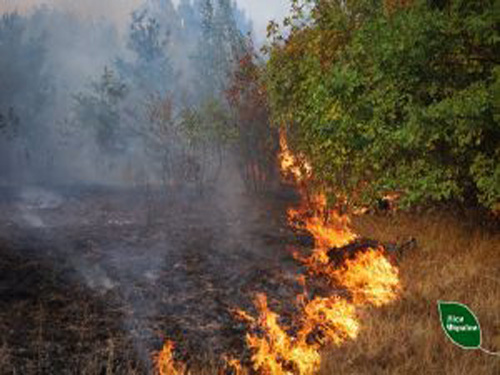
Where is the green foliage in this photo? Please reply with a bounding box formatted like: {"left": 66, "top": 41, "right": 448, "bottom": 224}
{"left": 194, "top": 0, "right": 246, "bottom": 100}
{"left": 74, "top": 67, "right": 128, "bottom": 154}
{"left": 180, "top": 98, "right": 237, "bottom": 147}
{"left": 266, "top": 0, "right": 500, "bottom": 210}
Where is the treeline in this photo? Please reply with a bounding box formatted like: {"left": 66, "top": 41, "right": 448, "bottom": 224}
{"left": 0, "top": 8, "right": 122, "bottom": 183}
{"left": 70, "top": 0, "right": 255, "bottom": 189}
{"left": 0, "top": 0, "right": 277, "bottom": 192}
{"left": 265, "top": 0, "right": 499, "bottom": 211}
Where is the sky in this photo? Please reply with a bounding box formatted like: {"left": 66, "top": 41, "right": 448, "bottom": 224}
{"left": 0, "top": 0, "right": 290, "bottom": 40}
{"left": 237, "top": 0, "right": 289, "bottom": 39}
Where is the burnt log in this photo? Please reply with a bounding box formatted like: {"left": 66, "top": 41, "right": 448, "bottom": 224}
{"left": 327, "top": 237, "right": 417, "bottom": 266}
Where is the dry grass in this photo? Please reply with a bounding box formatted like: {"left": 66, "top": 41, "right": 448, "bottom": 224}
{"left": 184, "top": 210, "right": 500, "bottom": 375}
{"left": 96, "top": 211, "right": 500, "bottom": 375}
{"left": 320, "top": 211, "right": 500, "bottom": 375}
{"left": 2, "top": 208, "right": 498, "bottom": 374}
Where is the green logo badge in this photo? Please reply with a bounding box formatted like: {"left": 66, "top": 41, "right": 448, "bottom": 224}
{"left": 438, "top": 301, "right": 481, "bottom": 349}
{"left": 438, "top": 301, "right": 499, "bottom": 356}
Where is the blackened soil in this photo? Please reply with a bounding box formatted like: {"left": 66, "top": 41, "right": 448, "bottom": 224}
{"left": 0, "top": 185, "right": 307, "bottom": 374}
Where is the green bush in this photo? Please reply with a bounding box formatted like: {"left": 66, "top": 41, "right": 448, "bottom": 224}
{"left": 266, "top": 0, "right": 500, "bottom": 210}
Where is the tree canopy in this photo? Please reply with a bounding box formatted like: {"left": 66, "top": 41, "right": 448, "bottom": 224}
{"left": 265, "top": 0, "right": 500, "bottom": 210}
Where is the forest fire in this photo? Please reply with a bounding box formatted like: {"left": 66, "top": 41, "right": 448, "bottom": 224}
{"left": 1, "top": 1, "right": 496, "bottom": 374}
{"left": 230, "top": 130, "right": 402, "bottom": 374}
{"left": 153, "top": 130, "right": 402, "bottom": 374}
{"left": 150, "top": 131, "right": 401, "bottom": 375}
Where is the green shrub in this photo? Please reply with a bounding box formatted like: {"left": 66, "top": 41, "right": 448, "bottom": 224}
{"left": 266, "top": 0, "right": 500, "bottom": 210}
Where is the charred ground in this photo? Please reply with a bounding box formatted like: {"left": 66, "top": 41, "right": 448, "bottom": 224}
{"left": 0, "top": 184, "right": 311, "bottom": 374}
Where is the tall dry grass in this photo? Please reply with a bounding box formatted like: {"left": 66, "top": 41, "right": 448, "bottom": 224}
{"left": 320, "top": 211, "right": 500, "bottom": 375}
{"left": 2, "top": 210, "right": 498, "bottom": 374}
{"left": 194, "top": 211, "right": 500, "bottom": 375}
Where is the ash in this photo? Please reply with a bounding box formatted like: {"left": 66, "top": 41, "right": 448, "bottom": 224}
{"left": 0, "top": 184, "right": 303, "bottom": 373}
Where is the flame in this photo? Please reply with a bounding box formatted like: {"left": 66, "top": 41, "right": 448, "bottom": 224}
{"left": 155, "top": 340, "right": 185, "bottom": 375}
{"left": 244, "top": 293, "right": 321, "bottom": 375}
{"left": 237, "top": 129, "right": 401, "bottom": 374}
{"left": 298, "top": 296, "right": 360, "bottom": 346}
{"left": 154, "top": 130, "right": 402, "bottom": 374}
{"left": 334, "top": 248, "right": 400, "bottom": 307}
{"left": 224, "top": 356, "right": 243, "bottom": 375}
{"left": 279, "top": 128, "right": 312, "bottom": 182}
{"left": 239, "top": 293, "right": 360, "bottom": 375}
{"left": 288, "top": 191, "right": 357, "bottom": 274}
{"left": 288, "top": 203, "right": 356, "bottom": 249}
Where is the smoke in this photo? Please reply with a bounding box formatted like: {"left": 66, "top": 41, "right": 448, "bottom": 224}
{"left": 0, "top": 0, "right": 141, "bottom": 29}
{"left": 0, "top": 1, "right": 253, "bottom": 185}
{"left": 1, "top": 0, "right": 291, "bottom": 39}
{"left": 0, "top": 2, "right": 285, "bottom": 372}
{"left": 0, "top": 0, "right": 258, "bottom": 283}
{"left": 0, "top": 0, "right": 277, "bottom": 368}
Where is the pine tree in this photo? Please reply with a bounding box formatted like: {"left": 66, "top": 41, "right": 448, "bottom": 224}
{"left": 193, "top": 0, "right": 245, "bottom": 100}
{"left": 74, "top": 67, "right": 128, "bottom": 155}
{"left": 117, "top": 4, "right": 174, "bottom": 96}
{"left": 195, "top": 0, "right": 219, "bottom": 98}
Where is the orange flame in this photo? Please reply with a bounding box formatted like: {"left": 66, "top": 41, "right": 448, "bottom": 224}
{"left": 244, "top": 293, "right": 321, "bottom": 375}
{"left": 288, "top": 203, "right": 356, "bottom": 249}
{"left": 155, "top": 130, "right": 402, "bottom": 375}
{"left": 298, "top": 296, "right": 360, "bottom": 346}
{"left": 224, "top": 356, "right": 244, "bottom": 375}
{"left": 279, "top": 128, "right": 312, "bottom": 182}
{"left": 238, "top": 293, "right": 360, "bottom": 375}
{"left": 334, "top": 248, "right": 400, "bottom": 307}
{"left": 237, "top": 129, "right": 401, "bottom": 374}
{"left": 155, "top": 340, "right": 184, "bottom": 375}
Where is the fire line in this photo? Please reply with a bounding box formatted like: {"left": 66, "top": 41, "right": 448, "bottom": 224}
{"left": 155, "top": 129, "right": 401, "bottom": 375}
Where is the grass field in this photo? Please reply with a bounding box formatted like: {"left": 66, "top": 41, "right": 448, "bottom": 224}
{"left": 320, "top": 210, "right": 500, "bottom": 375}
{"left": 169, "top": 209, "right": 500, "bottom": 375}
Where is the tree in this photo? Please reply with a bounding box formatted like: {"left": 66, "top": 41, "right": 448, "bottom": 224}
{"left": 193, "top": 0, "right": 246, "bottom": 100}
{"left": 0, "top": 12, "right": 52, "bottom": 182}
{"left": 73, "top": 67, "right": 128, "bottom": 155}
{"left": 226, "top": 41, "right": 278, "bottom": 192}
{"left": 265, "top": 0, "right": 500, "bottom": 210}
{"left": 117, "top": 3, "right": 175, "bottom": 97}
{"left": 138, "top": 94, "right": 236, "bottom": 192}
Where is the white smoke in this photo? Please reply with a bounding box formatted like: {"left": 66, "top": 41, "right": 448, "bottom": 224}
{"left": 0, "top": 0, "right": 290, "bottom": 40}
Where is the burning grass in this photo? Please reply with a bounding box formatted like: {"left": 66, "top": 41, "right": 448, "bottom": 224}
{"left": 153, "top": 132, "right": 498, "bottom": 375}
{"left": 155, "top": 341, "right": 185, "bottom": 375}
{"left": 0, "top": 186, "right": 307, "bottom": 374}
{"left": 332, "top": 249, "right": 400, "bottom": 307}
{"left": 221, "top": 130, "right": 498, "bottom": 375}
{"left": 213, "top": 131, "right": 404, "bottom": 374}
{"left": 161, "top": 209, "right": 498, "bottom": 375}
{"left": 0, "top": 132, "right": 498, "bottom": 374}
{"left": 2, "top": 198, "right": 493, "bottom": 375}
{"left": 320, "top": 211, "right": 500, "bottom": 375}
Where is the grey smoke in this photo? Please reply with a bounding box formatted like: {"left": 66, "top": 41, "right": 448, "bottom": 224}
{"left": 0, "top": 1, "right": 280, "bottom": 370}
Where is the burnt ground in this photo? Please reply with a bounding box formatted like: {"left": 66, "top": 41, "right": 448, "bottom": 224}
{"left": 0, "top": 185, "right": 308, "bottom": 374}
